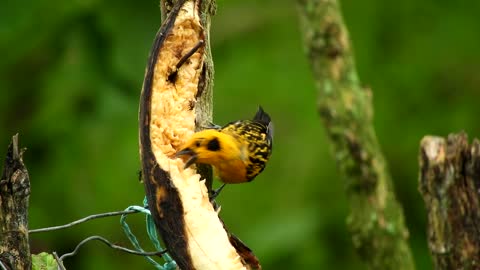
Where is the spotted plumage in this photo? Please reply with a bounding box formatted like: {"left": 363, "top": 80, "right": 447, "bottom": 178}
{"left": 176, "top": 106, "right": 273, "bottom": 184}
{"left": 221, "top": 107, "right": 273, "bottom": 181}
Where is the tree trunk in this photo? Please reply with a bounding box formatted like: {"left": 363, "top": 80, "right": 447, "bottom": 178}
{"left": 419, "top": 132, "right": 480, "bottom": 270}
{"left": 296, "top": 1, "right": 415, "bottom": 269}
{"left": 0, "top": 134, "right": 31, "bottom": 269}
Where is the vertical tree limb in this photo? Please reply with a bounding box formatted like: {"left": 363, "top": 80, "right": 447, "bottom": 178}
{"left": 140, "top": 1, "right": 259, "bottom": 269}
{"left": 296, "top": 1, "right": 415, "bottom": 269}
{"left": 0, "top": 134, "right": 31, "bottom": 269}
{"left": 419, "top": 132, "right": 480, "bottom": 269}
{"left": 166, "top": 0, "right": 217, "bottom": 191}
{"left": 161, "top": 0, "right": 216, "bottom": 129}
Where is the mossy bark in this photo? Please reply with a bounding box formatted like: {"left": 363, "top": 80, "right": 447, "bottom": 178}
{"left": 419, "top": 132, "right": 480, "bottom": 270}
{"left": 296, "top": 1, "right": 415, "bottom": 269}
{"left": 0, "top": 135, "right": 31, "bottom": 269}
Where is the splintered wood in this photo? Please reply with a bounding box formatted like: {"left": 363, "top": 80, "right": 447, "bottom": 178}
{"left": 150, "top": 2, "right": 202, "bottom": 159}
{"left": 140, "top": 1, "right": 255, "bottom": 269}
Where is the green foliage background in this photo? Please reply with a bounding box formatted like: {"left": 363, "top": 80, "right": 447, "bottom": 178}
{"left": 1, "top": 0, "right": 480, "bottom": 269}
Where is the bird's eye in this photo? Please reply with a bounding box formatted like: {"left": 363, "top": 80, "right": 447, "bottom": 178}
{"left": 195, "top": 141, "right": 201, "bottom": 147}
{"left": 207, "top": 137, "right": 221, "bottom": 151}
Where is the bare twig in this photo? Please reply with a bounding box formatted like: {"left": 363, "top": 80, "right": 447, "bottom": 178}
{"left": 59, "top": 235, "right": 167, "bottom": 261}
{"left": 177, "top": 40, "right": 204, "bottom": 68}
{"left": 52, "top": 252, "right": 66, "bottom": 270}
{"left": 29, "top": 209, "right": 138, "bottom": 234}
{"left": 168, "top": 40, "right": 205, "bottom": 82}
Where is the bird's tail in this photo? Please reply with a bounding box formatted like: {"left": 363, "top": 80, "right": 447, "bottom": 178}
{"left": 253, "top": 106, "right": 273, "bottom": 143}
{"left": 252, "top": 106, "right": 271, "bottom": 126}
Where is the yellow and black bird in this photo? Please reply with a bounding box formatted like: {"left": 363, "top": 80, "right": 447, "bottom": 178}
{"left": 176, "top": 106, "right": 273, "bottom": 189}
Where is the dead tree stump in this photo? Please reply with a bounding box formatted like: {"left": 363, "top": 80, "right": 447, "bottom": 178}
{"left": 419, "top": 132, "right": 480, "bottom": 269}
{"left": 0, "top": 134, "right": 31, "bottom": 269}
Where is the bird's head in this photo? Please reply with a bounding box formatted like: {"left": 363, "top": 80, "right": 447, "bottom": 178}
{"left": 176, "top": 129, "right": 228, "bottom": 168}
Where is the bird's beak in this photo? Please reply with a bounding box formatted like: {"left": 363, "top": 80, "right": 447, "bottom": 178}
{"left": 175, "top": 148, "right": 197, "bottom": 168}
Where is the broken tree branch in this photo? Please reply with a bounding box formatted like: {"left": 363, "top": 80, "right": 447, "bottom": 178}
{"left": 0, "top": 134, "right": 31, "bottom": 269}
{"left": 419, "top": 132, "right": 480, "bottom": 269}
{"left": 139, "top": 1, "right": 260, "bottom": 269}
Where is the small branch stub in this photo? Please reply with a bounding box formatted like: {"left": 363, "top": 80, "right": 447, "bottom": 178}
{"left": 419, "top": 132, "right": 480, "bottom": 269}
{"left": 0, "top": 134, "right": 31, "bottom": 269}
{"left": 139, "top": 1, "right": 259, "bottom": 269}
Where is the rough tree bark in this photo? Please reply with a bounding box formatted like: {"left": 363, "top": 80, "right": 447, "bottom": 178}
{"left": 296, "top": 1, "right": 415, "bottom": 269}
{"left": 419, "top": 132, "right": 480, "bottom": 270}
{"left": 0, "top": 134, "right": 31, "bottom": 269}
{"left": 139, "top": 1, "right": 260, "bottom": 269}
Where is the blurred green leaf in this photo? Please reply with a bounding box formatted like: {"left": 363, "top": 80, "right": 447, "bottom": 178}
{"left": 32, "top": 252, "right": 58, "bottom": 270}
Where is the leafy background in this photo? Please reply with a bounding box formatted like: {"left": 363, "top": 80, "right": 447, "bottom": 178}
{"left": 1, "top": 0, "right": 480, "bottom": 269}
